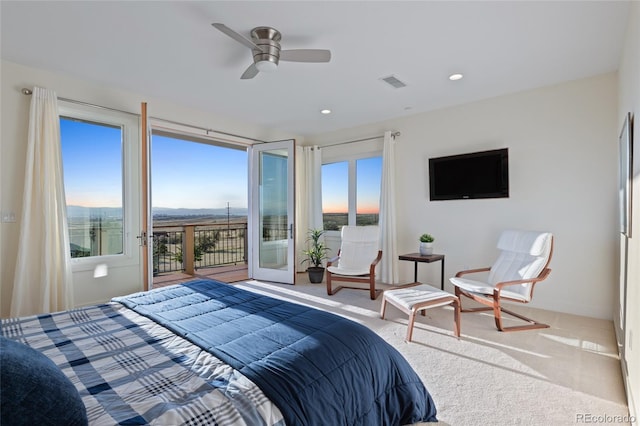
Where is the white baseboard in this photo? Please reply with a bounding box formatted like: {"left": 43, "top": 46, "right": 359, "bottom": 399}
{"left": 613, "top": 316, "right": 636, "bottom": 422}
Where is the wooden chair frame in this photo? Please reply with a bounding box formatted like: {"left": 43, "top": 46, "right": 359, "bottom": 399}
{"left": 454, "top": 238, "right": 554, "bottom": 332}
{"left": 326, "top": 249, "right": 382, "bottom": 300}
{"left": 380, "top": 283, "right": 461, "bottom": 342}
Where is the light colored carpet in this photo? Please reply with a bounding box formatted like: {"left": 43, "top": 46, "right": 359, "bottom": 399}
{"left": 234, "top": 277, "right": 630, "bottom": 426}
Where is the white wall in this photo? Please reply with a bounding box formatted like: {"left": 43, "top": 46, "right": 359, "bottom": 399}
{"left": 617, "top": 0, "right": 640, "bottom": 419}
{"left": 1, "top": 62, "right": 620, "bottom": 321}
{"left": 310, "top": 72, "right": 619, "bottom": 320}
{"left": 0, "top": 60, "right": 299, "bottom": 316}
{"left": 1, "top": 23, "right": 634, "bottom": 413}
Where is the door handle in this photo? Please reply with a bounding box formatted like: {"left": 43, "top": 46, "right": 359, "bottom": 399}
{"left": 136, "top": 231, "right": 147, "bottom": 246}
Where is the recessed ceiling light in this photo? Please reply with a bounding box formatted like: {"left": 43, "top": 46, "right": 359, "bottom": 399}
{"left": 449, "top": 73, "right": 463, "bottom": 81}
{"left": 320, "top": 109, "right": 332, "bottom": 114}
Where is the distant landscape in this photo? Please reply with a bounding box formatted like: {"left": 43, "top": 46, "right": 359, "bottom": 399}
{"left": 323, "top": 213, "right": 379, "bottom": 230}
{"left": 152, "top": 213, "right": 248, "bottom": 227}
{"left": 66, "top": 205, "right": 248, "bottom": 219}
{"left": 67, "top": 205, "right": 378, "bottom": 229}
{"left": 153, "top": 206, "right": 248, "bottom": 218}
{"left": 66, "top": 206, "right": 378, "bottom": 261}
{"left": 67, "top": 206, "right": 250, "bottom": 259}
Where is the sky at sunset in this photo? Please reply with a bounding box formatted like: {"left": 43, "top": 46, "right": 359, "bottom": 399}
{"left": 60, "top": 118, "right": 247, "bottom": 210}
{"left": 61, "top": 118, "right": 381, "bottom": 214}
{"left": 322, "top": 157, "right": 382, "bottom": 214}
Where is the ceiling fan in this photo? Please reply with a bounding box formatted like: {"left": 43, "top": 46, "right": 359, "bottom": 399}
{"left": 212, "top": 23, "right": 331, "bottom": 79}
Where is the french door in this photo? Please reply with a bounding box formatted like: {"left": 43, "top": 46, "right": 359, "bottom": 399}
{"left": 248, "top": 140, "right": 295, "bottom": 284}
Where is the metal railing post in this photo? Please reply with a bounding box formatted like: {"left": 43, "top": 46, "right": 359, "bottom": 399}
{"left": 244, "top": 223, "right": 248, "bottom": 264}
{"left": 184, "top": 225, "right": 195, "bottom": 275}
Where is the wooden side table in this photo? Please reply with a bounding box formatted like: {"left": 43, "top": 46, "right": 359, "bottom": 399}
{"left": 398, "top": 253, "right": 445, "bottom": 290}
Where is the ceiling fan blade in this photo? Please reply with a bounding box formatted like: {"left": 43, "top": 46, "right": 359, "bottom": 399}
{"left": 280, "top": 49, "right": 331, "bottom": 63}
{"left": 212, "top": 23, "right": 262, "bottom": 51}
{"left": 240, "top": 63, "right": 259, "bottom": 79}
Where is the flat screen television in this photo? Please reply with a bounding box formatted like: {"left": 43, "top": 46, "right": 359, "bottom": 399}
{"left": 428, "top": 148, "right": 509, "bottom": 200}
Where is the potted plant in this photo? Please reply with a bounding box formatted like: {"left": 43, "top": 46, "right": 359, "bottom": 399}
{"left": 302, "top": 228, "right": 330, "bottom": 283}
{"left": 419, "top": 233, "right": 434, "bottom": 255}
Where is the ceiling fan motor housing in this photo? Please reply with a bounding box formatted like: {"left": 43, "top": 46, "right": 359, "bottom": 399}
{"left": 251, "top": 27, "right": 281, "bottom": 69}
{"left": 211, "top": 22, "right": 331, "bottom": 78}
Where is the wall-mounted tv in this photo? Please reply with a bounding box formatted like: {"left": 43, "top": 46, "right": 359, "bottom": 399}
{"left": 428, "top": 148, "right": 509, "bottom": 201}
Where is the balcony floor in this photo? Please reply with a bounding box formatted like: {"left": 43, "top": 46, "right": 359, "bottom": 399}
{"left": 152, "top": 264, "right": 249, "bottom": 289}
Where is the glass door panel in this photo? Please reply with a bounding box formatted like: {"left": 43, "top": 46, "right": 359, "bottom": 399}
{"left": 249, "top": 140, "right": 295, "bottom": 284}
{"left": 61, "top": 118, "right": 125, "bottom": 258}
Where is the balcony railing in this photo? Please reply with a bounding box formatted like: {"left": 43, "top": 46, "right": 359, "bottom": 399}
{"left": 153, "top": 222, "right": 248, "bottom": 275}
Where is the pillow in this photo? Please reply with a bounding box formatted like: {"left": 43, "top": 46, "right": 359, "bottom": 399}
{"left": 0, "top": 337, "right": 87, "bottom": 426}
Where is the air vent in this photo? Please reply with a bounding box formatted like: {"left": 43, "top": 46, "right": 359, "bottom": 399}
{"left": 380, "top": 75, "right": 407, "bottom": 89}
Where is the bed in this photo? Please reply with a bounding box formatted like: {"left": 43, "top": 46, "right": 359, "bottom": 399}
{"left": 1, "top": 278, "right": 437, "bottom": 425}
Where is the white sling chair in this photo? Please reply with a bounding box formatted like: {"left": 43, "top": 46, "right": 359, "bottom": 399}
{"left": 450, "top": 229, "right": 553, "bottom": 332}
{"left": 326, "top": 225, "right": 382, "bottom": 300}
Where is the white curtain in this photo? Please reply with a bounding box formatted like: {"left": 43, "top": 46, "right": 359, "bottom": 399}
{"left": 11, "top": 87, "right": 74, "bottom": 316}
{"left": 295, "top": 145, "right": 323, "bottom": 271}
{"left": 379, "top": 131, "right": 400, "bottom": 284}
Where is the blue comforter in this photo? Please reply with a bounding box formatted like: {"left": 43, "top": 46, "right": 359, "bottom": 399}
{"left": 113, "top": 279, "right": 437, "bottom": 425}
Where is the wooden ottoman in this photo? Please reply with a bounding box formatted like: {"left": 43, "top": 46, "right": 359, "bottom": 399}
{"left": 381, "top": 283, "right": 460, "bottom": 342}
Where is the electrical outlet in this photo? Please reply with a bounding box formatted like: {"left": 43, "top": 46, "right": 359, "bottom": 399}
{"left": 1, "top": 211, "right": 16, "bottom": 223}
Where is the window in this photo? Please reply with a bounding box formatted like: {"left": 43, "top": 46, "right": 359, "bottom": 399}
{"left": 60, "top": 117, "right": 125, "bottom": 258}
{"left": 355, "top": 157, "right": 382, "bottom": 226}
{"left": 321, "top": 161, "right": 349, "bottom": 230}
{"left": 58, "top": 101, "right": 139, "bottom": 273}
{"left": 321, "top": 156, "right": 382, "bottom": 230}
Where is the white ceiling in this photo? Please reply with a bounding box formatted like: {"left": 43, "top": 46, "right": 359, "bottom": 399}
{"left": 1, "top": 1, "right": 631, "bottom": 137}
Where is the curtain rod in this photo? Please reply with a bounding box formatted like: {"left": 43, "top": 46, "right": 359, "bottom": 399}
{"left": 22, "top": 88, "right": 267, "bottom": 144}
{"left": 322, "top": 131, "right": 400, "bottom": 148}
{"left": 149, "top": 116, "right": 267, "bottom": 144}
{"left": 22, "top": 87, "right": 139, "bottom": 117}
{"left": 23, "top": 87, "right": 396, "bottom": 146}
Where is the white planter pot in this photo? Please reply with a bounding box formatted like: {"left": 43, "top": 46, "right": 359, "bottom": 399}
{"left": 419, "top": 242, "right": 433, "bottom": 255}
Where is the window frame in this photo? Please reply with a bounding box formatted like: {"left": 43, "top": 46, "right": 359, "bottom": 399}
{"left": 58, "top": 101, "right": 140, "bottom": 272}
{"left": 321, "top": 149, "right": 382, "bottom": 235}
